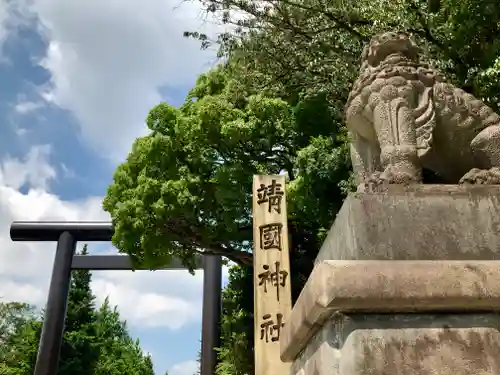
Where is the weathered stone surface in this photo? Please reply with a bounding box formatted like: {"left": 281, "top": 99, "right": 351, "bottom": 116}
{"left": 290, "top": 313, "right": 500, "bottom": 375}
{"left": 286, "top": 187, "right": 500, "bottom": 373}
{"left": 346, "top": 31, "right": 500, "bottom": 188}
{"left": 315, "top": 185, "right": 500, "bottom": 263}
{"left": 281, "top": 260, "right": 500, "bottom": 362}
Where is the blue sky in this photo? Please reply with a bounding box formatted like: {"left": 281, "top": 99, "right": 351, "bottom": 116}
{"left": 0, "top": 1, "right": 227, "bottom": 374}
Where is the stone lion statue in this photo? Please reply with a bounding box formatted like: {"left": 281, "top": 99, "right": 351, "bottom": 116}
{"left": 345, "top": 31, "right": 500, "bottom": 190}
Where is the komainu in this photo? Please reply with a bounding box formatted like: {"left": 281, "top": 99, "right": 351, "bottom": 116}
{"left": 345, "top": 31, "right": 500, "bottom": 190}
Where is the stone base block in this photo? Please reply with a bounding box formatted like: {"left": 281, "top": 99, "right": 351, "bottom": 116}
{"left": 283, "top": 185, "right": 500, "bottom": 374}
{"left": 291, "top": 313, "right": 500, "bottom": 375}
{"left": 315, "top": 185, "right": 500, "bottom": 262}
{"left": 281, "top": 260, "right": 500, "bottom": 361}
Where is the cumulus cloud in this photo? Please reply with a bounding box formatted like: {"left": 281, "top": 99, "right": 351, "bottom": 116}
{"left": 0, "top": 144, "right": 107, "bottom": 304}
{"left": 14, "top": 0, "right": 223, "bottom": 161}
{"left": 92, "top": 270, "right": 204, "bottom": 329}
{"left": 0, "top": 144, "right": 56, "bottom": 190}
{"left": 0, "top": 145, "right": 207, "bottom": 330}
{"left": 170, "top": 360, "right": 199, "bottom": 375}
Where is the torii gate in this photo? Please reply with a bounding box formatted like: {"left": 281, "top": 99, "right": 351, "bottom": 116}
{"left": 10, "top": 221, "right": 222, "bottom": 375}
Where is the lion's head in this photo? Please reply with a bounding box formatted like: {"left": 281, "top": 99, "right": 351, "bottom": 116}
{"left": 361, "top": 32, "right": 420, "bottom": 68}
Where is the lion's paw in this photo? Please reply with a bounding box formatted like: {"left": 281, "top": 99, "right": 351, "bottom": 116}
{"left": 459, "top": 167, "right": 500, "bottom": 185}
{"left": 368, "top": 166, "right": 420, "bottom": 185}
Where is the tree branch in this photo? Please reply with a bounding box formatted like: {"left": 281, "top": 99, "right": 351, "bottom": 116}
{"left": 264, "top": 0, "right": 368, "bottom": 40}
{"left": 163, "top": 216, "right": 254, "bottom": 266}
{"left": 405, "top": 0, "right": 469, "bottom": 76}
{"left": 197, "top": 246, "right": 253, "bottom": 266}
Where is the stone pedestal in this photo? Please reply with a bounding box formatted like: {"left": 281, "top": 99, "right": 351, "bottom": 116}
{"left": 281, "top": 185, "right": 500, "bottom": 375}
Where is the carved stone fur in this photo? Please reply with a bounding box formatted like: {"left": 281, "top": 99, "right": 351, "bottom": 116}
{"left": 345, "top": 31, "right": 500, "bottom": 189}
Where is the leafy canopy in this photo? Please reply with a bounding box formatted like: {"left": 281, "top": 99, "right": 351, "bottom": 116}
{"left": 188, "top": 0, "right": 500, "bottom": 109}
{"left": 1, "top": 246, "right": 156, "bottom": 375}
{"left": 103, "top": 65, "right": 350, "bottom": 270}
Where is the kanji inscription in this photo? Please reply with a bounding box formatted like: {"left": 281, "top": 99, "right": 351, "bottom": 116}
{"left": 259, "top": 223, "right": 283, "bottom": 251}
{"left": 256, "top": 179, "right": 284, "bottom": 214}
{"left": 260, "top": 313, "right": 285, "bottom": 343}
{"left": 258, "top": 261, "right": 288, "bottom": 302}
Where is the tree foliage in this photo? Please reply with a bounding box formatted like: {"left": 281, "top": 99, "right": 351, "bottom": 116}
{"left": 59, "top": 245, "right": 100, "bottom": 375}
{"left": 0, "top": 246, "right": 155, "bottom": 375}
{"left": 188, "top": 0, "right": 500, "bottom": 108}
{"left": 0, "top": 301, "right": 39, "bottom": 374}
{"left": 216, "top": 265, "right": 254, "bottom": 375}
{"left": 93, "top": 298, "right": 155, "bottom": 375}
{"left": 103, "top": 64, "right": 350, "bottom": 272}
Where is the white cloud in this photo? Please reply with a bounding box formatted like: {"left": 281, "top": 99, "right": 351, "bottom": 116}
{"left": 14, "top": 100, "right": 44, "bottom": 114}
{"left": 0, "top": 279, "right": 45, "bottom": 304}
{"left": 0, "top": 145, "right": 207, "bottom": 330}
{"left": 92, "top": 269, "right": 205, "bottom": 329}
{"left": 170, "top": 360, "right": 199, "bottom": 375}
{"left": 10, "top": 0, "right": 223, "bottom": 161}
{"left": 0, "top": 144, "right": 56, "bottom": 190}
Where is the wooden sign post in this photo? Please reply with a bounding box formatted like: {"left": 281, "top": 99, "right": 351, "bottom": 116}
{"left": 252, "top": 174, "right": 292, "bottom": 375}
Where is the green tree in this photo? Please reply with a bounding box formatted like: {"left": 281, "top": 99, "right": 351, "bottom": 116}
{"left": 103, "top": 65, "right": 350, "bottom": 270}
{"left": 216, "top": 265, "right": 253, "bottom": 375}
{"left": 58, "top": 244, "right": 100, "bottom": 375}
{"left": 1, "top": 246, "right": 156, "bottom": 375}
{"left": 144, "top": 354, "right": 155, "bottom": 373}
{"left": 0, "top": 301, "right": 35, "bottom": 347}
{"left": 188, "top": 0, "right": 500, "bottom": 109}
{"left": 94, "top": 298, "right": 155, "bottom": 375}
{"left": 0, "top": 301, "right": 39, "bottom": 374}
{"left": 0, "top": 245, "right": 100, "bottom": 375}
{"left": 193, "top": 343, "right": 201, "bottom": 375}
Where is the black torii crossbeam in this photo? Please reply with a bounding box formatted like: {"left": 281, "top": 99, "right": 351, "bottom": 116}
{"left": 10, "top": 221, "right": 222, "bottom": 375}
